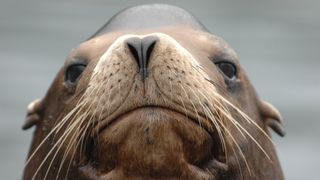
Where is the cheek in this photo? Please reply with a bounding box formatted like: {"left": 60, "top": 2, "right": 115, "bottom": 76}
{"left": 74, "top": 67, "right": 93, "bottom": 93}
{"left": 200, "top": 61, "right": 227, "bottom": 89}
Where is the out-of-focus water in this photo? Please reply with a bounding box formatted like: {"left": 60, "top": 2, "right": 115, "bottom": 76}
{"left": 1, "top": 0, "right": 319, "bottom": 179}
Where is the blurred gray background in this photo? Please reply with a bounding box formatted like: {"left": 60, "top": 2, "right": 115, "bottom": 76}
{"left": 1, "top": 0, "right": 319, "bottom": 179}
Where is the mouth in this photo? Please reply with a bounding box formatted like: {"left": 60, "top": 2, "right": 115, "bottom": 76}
{"left": 80, "top": 106, "right": 227, "bottom": 179}
{"left": 95, "top": 105, "right": 213, "bottom": 135}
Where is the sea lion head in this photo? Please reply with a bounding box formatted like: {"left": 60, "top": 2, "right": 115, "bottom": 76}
{"left": 23, "top": 4, "right": 285, "bottom": 180}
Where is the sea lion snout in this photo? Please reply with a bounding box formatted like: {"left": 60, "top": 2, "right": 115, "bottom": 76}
{"left": 125, "top": 36, "right": 158, "bottom": 79}
{"left": 86, "top": 33, "right": 219, "bottom": 136}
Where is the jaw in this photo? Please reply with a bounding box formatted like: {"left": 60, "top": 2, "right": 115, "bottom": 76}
{"left": 79, "top": 107, "right": 224, "bottom": 179}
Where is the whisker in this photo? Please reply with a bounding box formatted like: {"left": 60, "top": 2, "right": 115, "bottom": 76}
{"left": 31, "top": 111, "right": 87, "bottom": 180}
{"left": 178, "top": 82, "right": 202, "bottom": 130}
{"left": 55, "top": 106, "right": 94, "bottom": 179}
{"left": 36, "top": 84, "right": 106, "bottom": 179}
{"left": 197, "top": 91, "right": 228, "bottom": 153}
{"left": 24, "top": 102, "right": 83, "bottom": 169}
{"left": 212, "top": 91, "right": 275, "bottom": 146}
{"left": 201, "top": 103, "right": 228, "bottom": 159}
{"left": 214, "top": 98, "right": 271, "bottom": 160}
{"left": 217, "top": 119, "right": 252, "bottom": 175}
{"left": 194, "top": 82, "right": 272, "bottom": 161}
{"left": 64, "top": 116, "right": 93, "bottom": 180}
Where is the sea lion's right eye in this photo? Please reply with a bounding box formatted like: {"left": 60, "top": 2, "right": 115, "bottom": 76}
{"left": 65, "top": 63, "right": 86, "bottom": 84}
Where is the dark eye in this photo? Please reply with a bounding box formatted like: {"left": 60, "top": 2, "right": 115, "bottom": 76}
{"left": 215, "top": 61, "right": 237, "bottom": 80}
{"left": 65, "top": 64, "right": 86, "bottom": 84}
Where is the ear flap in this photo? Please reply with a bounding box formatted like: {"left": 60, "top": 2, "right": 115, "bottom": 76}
{"left": 259, "top": 101, "right": 285, "bottom": 137}
{"left": 22, "top": 98, "right": 44, "bottom": 130}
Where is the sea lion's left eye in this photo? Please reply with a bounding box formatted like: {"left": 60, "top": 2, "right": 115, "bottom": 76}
{"left": 65, "top": 63, "right": 86, "bottom": 84}
{"left": 215, "top": 61, "right": 237, "bottom": 80}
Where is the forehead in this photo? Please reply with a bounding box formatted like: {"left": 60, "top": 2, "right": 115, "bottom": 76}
{"left": 90, "top": 4, "right": 207, "bottom": 37}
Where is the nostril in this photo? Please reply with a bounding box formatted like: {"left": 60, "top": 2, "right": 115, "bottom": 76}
{"left": 126, "top": 37, "right": 142, "bottom": 71}
{"left": 142, "top": 36, "right": 158, "bottom": 67}
{"left": 126, "top": 36, "right": 158, "bottom": 79}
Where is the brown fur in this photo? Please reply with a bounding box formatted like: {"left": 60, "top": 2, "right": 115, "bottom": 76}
{"left": 23, "top": 15, "right": 284, "bottom": 180}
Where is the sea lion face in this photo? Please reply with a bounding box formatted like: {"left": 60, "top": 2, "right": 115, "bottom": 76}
{"left": 23, "top": 5, "right": 285, "bottom": 180}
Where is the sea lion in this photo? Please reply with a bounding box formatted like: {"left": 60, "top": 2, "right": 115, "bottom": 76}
{"left": 22, "top": 4, "right": 285, "bottom": 180}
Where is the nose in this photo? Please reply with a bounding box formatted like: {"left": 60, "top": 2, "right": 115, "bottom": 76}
{"left": 126, "top": 36, "right": 158, "bottom": 79}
